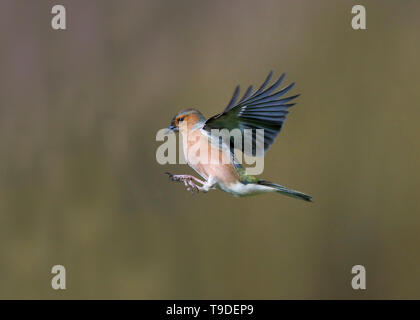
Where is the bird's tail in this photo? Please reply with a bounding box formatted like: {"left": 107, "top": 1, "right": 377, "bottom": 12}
{"left": 257, "top": 180, "right": 313, "bottom": 202}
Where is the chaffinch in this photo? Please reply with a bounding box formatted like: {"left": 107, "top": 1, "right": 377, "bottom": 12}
{"left": 165, "top": 71, "right": 312, "bottom": 201}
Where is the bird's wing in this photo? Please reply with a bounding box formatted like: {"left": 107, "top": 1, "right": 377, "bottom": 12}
{"left": 203, "top": 71, "right": 299, "bottom": 156}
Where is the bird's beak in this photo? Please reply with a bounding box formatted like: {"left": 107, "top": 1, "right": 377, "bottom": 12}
{"left": 165, "top": 124, "right": 178, "bottom": 134}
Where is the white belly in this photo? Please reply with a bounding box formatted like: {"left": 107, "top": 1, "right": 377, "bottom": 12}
{"left": 219, "top": 182, "right": 275, "bottom": 197}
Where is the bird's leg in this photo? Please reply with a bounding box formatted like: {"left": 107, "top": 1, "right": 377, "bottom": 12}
{"left": 166, "top": 173, "right": 206, "bottom": 185}
{"left": 165, "top": 172, "right": 208, "bottom": 193}
{"left": 198, "top": 176, "right": 217, "bottom": 193}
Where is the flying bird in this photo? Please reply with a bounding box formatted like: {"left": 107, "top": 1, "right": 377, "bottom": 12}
{"left": 165, "top": 71, "right": 312, "bottom": 201}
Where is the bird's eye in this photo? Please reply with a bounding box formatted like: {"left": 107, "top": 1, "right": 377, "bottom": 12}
{"left": 178, "top": 117, "right": 184, "bottom": 123}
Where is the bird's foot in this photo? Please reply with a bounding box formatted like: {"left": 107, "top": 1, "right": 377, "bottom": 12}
{"left": 165, "top": 172, "right": 208, "bottom": 193}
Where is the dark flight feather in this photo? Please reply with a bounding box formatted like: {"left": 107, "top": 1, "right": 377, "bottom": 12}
{"left": 204, "top": 71, "right": 299, "bottom": 156}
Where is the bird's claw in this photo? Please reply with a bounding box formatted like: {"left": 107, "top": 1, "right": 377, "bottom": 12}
{"left": 165, "top": 172, "right": 175, "bottom": 181}
{"left": 165, "top": 172, "right": 205, "bottom": 194}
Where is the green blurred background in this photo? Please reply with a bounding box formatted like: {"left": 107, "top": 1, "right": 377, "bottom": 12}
{"left": 0, "top": 0, "right": 419, "bottom": 299}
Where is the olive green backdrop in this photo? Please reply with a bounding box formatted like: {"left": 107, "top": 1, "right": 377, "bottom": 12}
{"left": 0, "top": 0, "right": 419, "bottom": 299}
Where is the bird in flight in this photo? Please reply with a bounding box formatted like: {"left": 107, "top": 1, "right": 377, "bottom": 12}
{"left": 165, "top": 71, "right": 312, "bottom": 201}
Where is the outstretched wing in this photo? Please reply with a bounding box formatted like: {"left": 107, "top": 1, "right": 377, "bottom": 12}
{"left": 203, "top": 71, "right": 299, "bottom": 156}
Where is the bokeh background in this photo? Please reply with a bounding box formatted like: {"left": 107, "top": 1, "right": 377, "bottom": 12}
{"left": 0, "top": 0, "right": 419, "bottom": 299}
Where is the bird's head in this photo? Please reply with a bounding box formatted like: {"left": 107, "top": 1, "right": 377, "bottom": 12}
{"left": 166, "top": 108, "right": 205, "bottom": 134}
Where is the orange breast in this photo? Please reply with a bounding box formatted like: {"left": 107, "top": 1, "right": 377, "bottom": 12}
{"left": 181, "top": 129, "right": 240, "bottom": 185}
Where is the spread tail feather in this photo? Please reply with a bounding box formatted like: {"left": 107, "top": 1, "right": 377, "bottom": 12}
{"left": 257, "top": 180, "right": 312, "bottom": 202}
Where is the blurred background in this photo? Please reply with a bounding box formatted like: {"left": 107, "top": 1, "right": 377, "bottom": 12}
{"left": 0, "top": 0, "right": 419, "bottom": 299}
